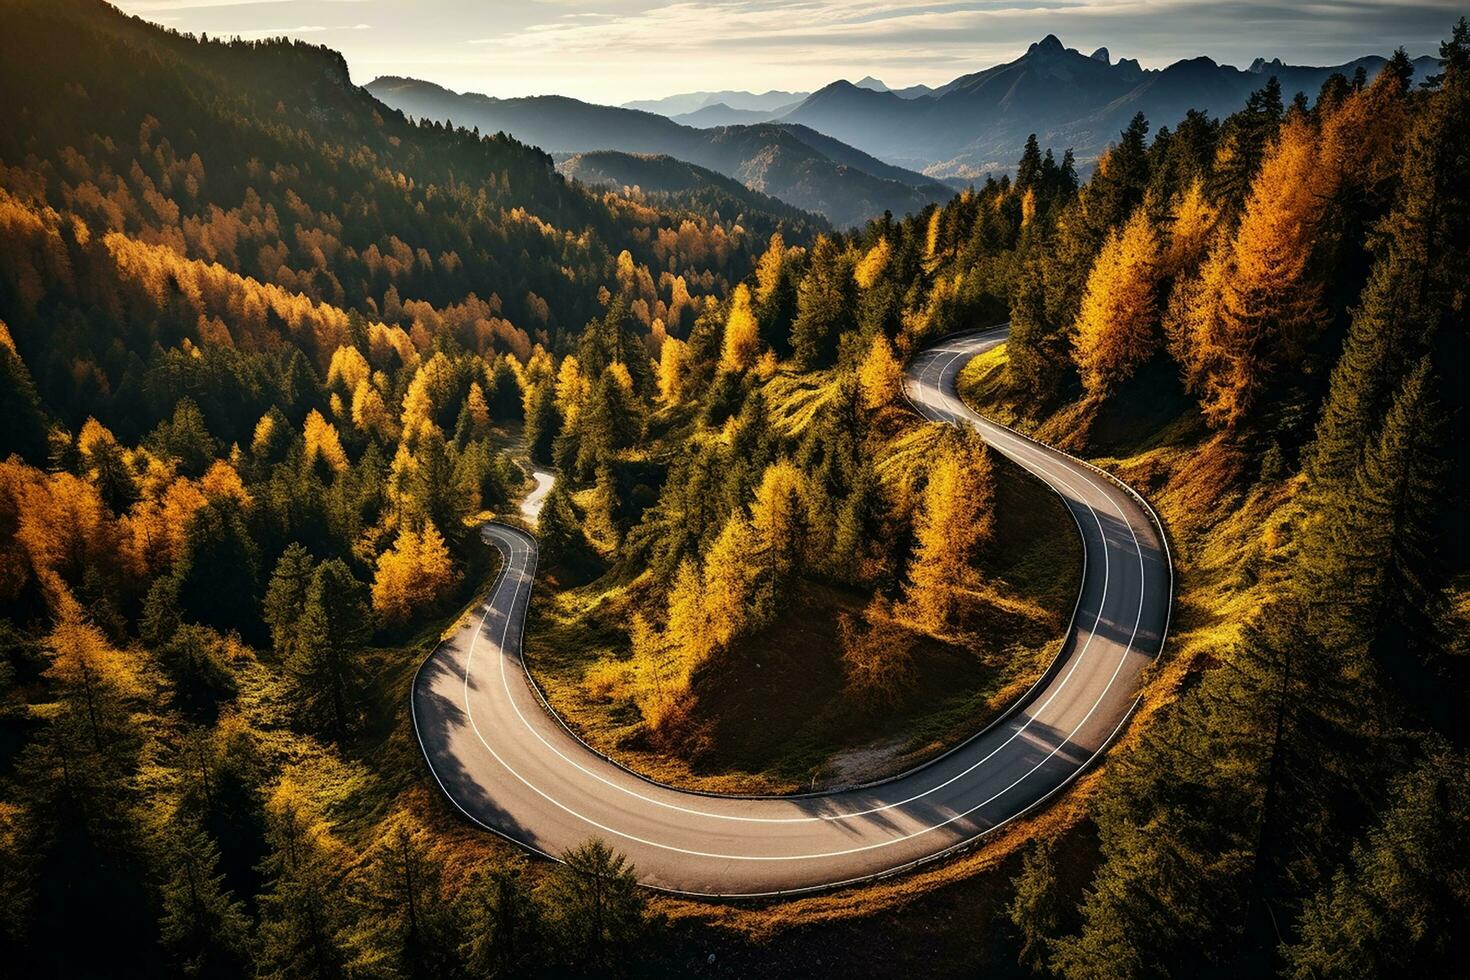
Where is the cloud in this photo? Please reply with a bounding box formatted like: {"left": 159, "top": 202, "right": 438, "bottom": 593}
{"left": 116, "top": 1, "right": 1464, "bottom": 103}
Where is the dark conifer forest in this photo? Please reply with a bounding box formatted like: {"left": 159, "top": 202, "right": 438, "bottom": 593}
{"left": 0, "top": 1, "right": 1467, "bottom": 976}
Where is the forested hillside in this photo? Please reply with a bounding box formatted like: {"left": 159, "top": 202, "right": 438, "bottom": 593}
{"left": 0, "top": 1, "right": 809, "bottom": 973}
{"left": 831, "top": 28, "right": 1469, "bottom": 977}
{"left": 365, "top": 76, "right": 953, "bottom": 228}
{"left": 1, "top": 0, "right": 1467, "bottom": 976}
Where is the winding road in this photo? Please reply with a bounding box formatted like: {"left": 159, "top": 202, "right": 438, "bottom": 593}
{"left": 411, "top": 326, "right": 1171, "bottom": 897}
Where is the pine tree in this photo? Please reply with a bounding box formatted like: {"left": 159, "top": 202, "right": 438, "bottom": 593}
{"left": 159, "top": 625, "right": 238, "bottom": 721}
{"left": 524, "top": 381, "right": 561, "bottom": 466}
{"left": 457, "top": 866, "right": 543, "bottom": 979}
{"left": 545, "top": 838, "right": 649, "bottom": 973}
{"left": 156, "top": 820, "right": 252, "bottom": 979}
{"left": 150, "top": 398, "right": 220, "bottom": 478}
{"left": 1283, "top": 742, "right": 1470, "bottom": 978}
{"left": 256, "top": 784, "right": 348, "bottom": 980}
{"left": 173, "top": 500, "right": 261, "bottom": 636}
{"left": 790, "top": 235, "right": 854, "bottom": 370}
{"left": 346, "top": 813, "right": 458, "bottom": 980}
{"left": 536, "top": 481, "right": 586, "bottom": 571}
{"left": 263, "top": 543, "right": 315, "bottom": 659}
{"left": 289, "top": 558, "right": 371, "bottom": 738}
{"left": 1296, "top": 360, "right": 1447, "bottom": 655}
{"left": 0, "top": 322, "right": 48, "bottom": 463}
{"left": 1008, "top": 840, "right": 1060, "bottom": 974}
{"left": 1053, "top": 603, "right": 1365, "bottom": 977}
{"left": 1015, "top": 134, "right": 1044, "bottom": 191}
{"left": 1005, "top": 257, "right": 1062, "bottom": 394}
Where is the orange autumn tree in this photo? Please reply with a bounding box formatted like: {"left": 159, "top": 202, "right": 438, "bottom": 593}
{"left": 1168, "top": 114, "right": 1335, "bottom": 428}
{"left": 1073, "top": 207, "right": 1162, "bottom": 395}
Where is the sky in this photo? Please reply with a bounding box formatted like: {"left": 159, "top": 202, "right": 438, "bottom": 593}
{"left": 114, "top": 1, "right": 1460, "bottom": 104}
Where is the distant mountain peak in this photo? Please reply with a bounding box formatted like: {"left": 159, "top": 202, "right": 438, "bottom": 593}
{"left": 1029, "top": 34, "right": 1066, "bottom": 56}
{"left": 1090, "top": 47, "right": 1110, "bottom": 64}
{"left": 1250, "top": 56, "right": 1287, "bottom": 74}
{"left": 855, "top": 75, "right": 889, "bottom": 92}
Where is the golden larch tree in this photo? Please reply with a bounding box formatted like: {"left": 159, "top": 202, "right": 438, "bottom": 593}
{"left": 718, "top": 283, "right": 760, "bottom": 373}
{"left": 858, "top": 332, "right": 905, "bottom": 410}
{"left": 903, "top": 434, "right": 995, "bottom": 632}
{"left": 853, "top": 237, "right": 892, "bottom": 290}
{"left": 1167, "top": 115, "right": 1334, "bottom": 428}
{"left": 1073, "top": 207, "right": 1162, "bottom": 395}
{"left": 657, "top": 336, "right": 690, "bottom": 407}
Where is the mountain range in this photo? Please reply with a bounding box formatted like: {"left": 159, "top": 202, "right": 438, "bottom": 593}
{"left": 366, "top": 77, "right": 953, "bottom": 228}
{"left": 774, "top": 35, "right": 1440, "bottom": 176}
{"left": 369, "top": 35, "right": 1440, "bottom": 225}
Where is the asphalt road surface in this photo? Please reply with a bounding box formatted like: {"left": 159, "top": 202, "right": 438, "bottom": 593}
{"left": 411, "top": 326, "right": 1172, "bottom": 897}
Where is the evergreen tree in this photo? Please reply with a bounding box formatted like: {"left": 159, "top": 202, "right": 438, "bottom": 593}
{"left": 458, "top": 866, "right": 544, "bottom": 980}
{"left": 346, "top": 813, "right": 458, "bottom": 980}
{"left": 1008, "top": 840, "right": 1060, "bottom": 974}
{"left": 159, "top": 625, "right": 238, "bottom": 721}
{"left": 288, "top": 559, "right": 372, "bottom": 739}
{"left": 545, "top": 838, "right": 650, "bottom": 974}
{"left": 524, "top": 382, "right": 561, "bottom": 466}
{"left": 263, "top": 543, "right": 316, "bottom": 659}
{"left": 156, "top": 819, "right": 252, "bottom": 979}
{"left": 1015, "top": 134, "right": 1044, "bottom": 191}
{"left": 150, "top": 398, "right": 220, "bottom": 478}
{"left": 790, "top": 236, "right": 854, "bottom": 370}
{"left": 0, "top": 327, "right": 48, "bottom": 463}
{"left": 256, "top": 787, "right": 348, "bottom": 980}
{"left": 1283, "top": 742, "right": 1470, "bottom": 978}
{"left": 173, "top": 501, "right": 261, "bottom": 636}
{"left": 536, "top": 481, "right": 587, "bottom": 572}
{"left": 1297, "top": 360, "right": 1447, "bottom": 656}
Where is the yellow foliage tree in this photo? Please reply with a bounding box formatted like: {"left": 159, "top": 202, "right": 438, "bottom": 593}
{"left": 465, "top": 381, "right": 490, "bottom": 429}
{"left": 351, "top": 379, "right": 397, "bottom": 441}
{"left": 656, "top": 336, "right": 690, "bottom": 407}
{"left": 201, "top": 460, "right": 252, "bottom": 508}
{"left": 555, "top": 355, "right": 589, "bottom": 426}
{"left": 749, "top": 459, "right": 813, "bottom": 584}
{"left": 326, "top": 344, "right": 370, "bottom": 393}
{"left": 718, "top": 283, "right": 759, "bottom": 373}
{"left": 371, "top": 521, "right": 457, "bottom": 624}
{"left": 45, "top": 611, "right": 142, "bottom": 748}
{"left": 701, "top": 516, "right": 762, "bottom": 648}
{"left": 853, "top": 237, "right": 891, "bottom": 290}
{"left": 1164, "top": 178, "right": 1219, "bottom": 274}
{"left": 858, "top": 332, "right": 904, "bottom": 410}
{"left": 303, "top": 410, "right": 349, "bottom": 475}
{"left": 1073, "top": 208, "right": 1162, "bottom": 395}
{"left": 13, "top": 470, "right": 118, "bottom": 588}
{"left": 904, "top": 434, "right": 995, "bottom": 632}
{"left": 753, "top": 232, "right": 789, "bottom": 305}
